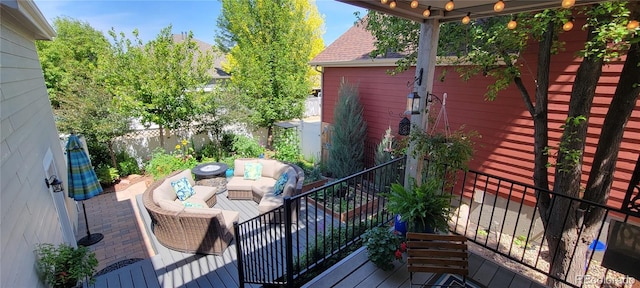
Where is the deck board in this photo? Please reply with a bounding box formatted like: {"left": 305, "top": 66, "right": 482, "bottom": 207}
{"left": 83, "top": 189, "right": 330, "bottom": 287}
{"left": 302, "top": 244, "right": 541, "bottom": 288}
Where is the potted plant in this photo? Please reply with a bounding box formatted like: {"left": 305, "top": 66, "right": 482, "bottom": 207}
{"left": 362, "top": 226, "right": 406, "bottom": 271}
{"left": 35, "top": 243, "right": 98, "bottom": 288}
{"left": 383, "top": 178, "right": 452, "bottom": 233}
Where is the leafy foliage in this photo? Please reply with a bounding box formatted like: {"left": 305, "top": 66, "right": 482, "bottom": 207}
{"left": 327, "top": 81, "right": 367, "bottom": 178}
{"left": 106, "top": 26, "right": 213, "bottom": 147}
{"left": 216, "top": 0, "right": 324, "bottom": 141}
{"left": 362, "top": 227, "right": 406, "bottom": 271}
{"left": 231, "top": 135, "right": 264, "bottom": 158}
{"left": 115, "top": 150, "right": 141, "bottom": 177}
{"left": 35, "top": 243, "right": 98, "bottom": 288}
{"left": 36, "top": 17, "right": 132, "bottom": 168}
{"left": 383, "top": 180, "right": 452, "bottom": 233}
{"left": 409, "top": 126, "right": 478, "bottom": 171}
{"left": 273, "top": 127, "right": 301, "bottom": 163}
{"left": 375, "top": 127, "right": 394, "bottom": 166}
{"left": 145, "top": 148, "right": 198, "bottom": 180}
{"left": 96, "top": 164, "right": 119, "bottom": 186}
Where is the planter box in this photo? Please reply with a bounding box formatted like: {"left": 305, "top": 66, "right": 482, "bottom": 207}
{"left": 302, "top": 178, "right": 329, "bottom": 193}
{"left": 307, "top": 192, "right": 379, "bottom": 222}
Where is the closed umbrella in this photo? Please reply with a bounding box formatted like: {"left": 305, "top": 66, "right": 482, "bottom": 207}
{"left": 66, "top": 134, "right": 104, "bottom": 246}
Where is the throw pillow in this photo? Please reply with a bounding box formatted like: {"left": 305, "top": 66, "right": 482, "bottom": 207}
{"left": 273, "top": 172, "right": 288, "bottom": 196}
{"left": 182, "top": 201, "right": 204, "bottom": 208}
{"left": 171, "top": 177, "right": 195, "bottom": 201}
{"left": 244, "top": 163, "right": 263, "bottom": 180}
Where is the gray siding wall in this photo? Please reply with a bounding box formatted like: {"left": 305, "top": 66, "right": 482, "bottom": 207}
{"left": 1, "top": 17, "right": 72, "bottom": 288}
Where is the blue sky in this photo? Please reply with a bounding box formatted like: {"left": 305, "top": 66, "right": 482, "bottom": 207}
{"left": 33, "top": 0, "right": 366, "bottom": 47}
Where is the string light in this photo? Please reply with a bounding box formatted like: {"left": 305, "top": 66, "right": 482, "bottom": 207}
{"left": 561, "top": 0, "right": 575, "bottom": 9}
{"left": 628, "top": 20, "right": 639, "bottom": 30}
{"left": 462, "top": 12, "right": 471, "bottom": 24}
{"left": 381, "top": 0, "right": 389, "bottom": 4}
{"left": 563, "top": 17, "right": 575, "bottom": 31}
{"left": 494, "top": 0, "right": 505, "bottom": 12}
{"left": 411, "top": 0, "right": 419, "bottom": 9}
{"left": 389, "top": 0, "right": 396, "bottom": 9}
{"left": 423, "top": 6, "right": 431, "bottom": 17}
{"left": 445, "top": 0, "right": 455, "bottom": 11}
{"left": 507, "top": 15, "right": 517, "bottom": 30}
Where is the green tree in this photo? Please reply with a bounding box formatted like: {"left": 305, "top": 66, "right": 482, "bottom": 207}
{"left": 327, "top": 80, "right": 367, "bottom": 179}
{"left": 216, "top": 0, "right": 324, "bottom": 147}
{"left": 36, "top": 17, "right": 132, "bottom": 168}
{"left": 361, "top": 2, "right": 639, "bottom": 286}
{"left": 106, "top": 26, "right": 213, "bottom": 149}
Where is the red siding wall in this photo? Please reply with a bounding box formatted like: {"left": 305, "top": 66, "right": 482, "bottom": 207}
{"left": 320, "top": 25, "right": 639, "bottom": 209}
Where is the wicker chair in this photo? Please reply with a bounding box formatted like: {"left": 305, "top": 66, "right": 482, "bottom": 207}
{"left": 406, "top": 232, "right": 469, "bottom": 287}
{"left": 142, "top": 174, "right": 238, "bottom": 255}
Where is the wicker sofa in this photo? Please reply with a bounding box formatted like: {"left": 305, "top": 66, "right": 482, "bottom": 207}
{"left": 142, "top": 169, "right": 239, "bottom": 255}
{"left": 227, "top": 158, "right": 304, "bottom": 222}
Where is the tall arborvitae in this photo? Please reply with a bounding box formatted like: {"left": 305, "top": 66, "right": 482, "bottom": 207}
{"left": 327, "top": 80, "right": 367, "bottom": 179}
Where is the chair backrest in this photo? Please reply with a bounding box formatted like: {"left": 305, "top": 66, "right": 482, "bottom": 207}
{"left": 406, "top": 232, "right": 469, "bottom": 276}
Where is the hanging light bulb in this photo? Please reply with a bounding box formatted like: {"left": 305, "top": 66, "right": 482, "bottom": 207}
{"left": 628, "top": 20, "right": 639, "bottom": 30}
{"left": 411, "top": 0, "right": 419, "bottom": 8}
{"left": 494, "top": 0, "right": 505, "bottom": 12}
{"left": 507, "top": 16, "right": 517, "bottom": 30}
{"left": 423, "top": 6, "right": 431, "bottom": 17}
{"left": 561, "top": 0, "right": 575, "bottom": 9}
{"left": 445, "top": 0, "right": 455, "bottom": 11}
{"left": 389, "top": 0, "right": 396, "bottom": 9}
{"left": 563, "top": 17, "right": 575, "bottom": 31}
{"left": 381, "top": 0, "right": 389, "bottom": 4}
{"left": 462, "top": 12, "right": 471, "bottom": 24}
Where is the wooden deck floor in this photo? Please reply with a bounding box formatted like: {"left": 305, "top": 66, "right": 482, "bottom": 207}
{"left": 302, "top": 246, "right": 548, "bottom": 288}
{"left": 87, "top": 188, "right": 332, "bottom": 288}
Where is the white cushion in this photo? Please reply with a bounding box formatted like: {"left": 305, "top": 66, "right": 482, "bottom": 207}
{"left": 157, "top": 199, "right": 185, "bottom": 214}
{"left": 234, "top": 158, "right": 258, "bottom": 177}
{"left": 258, "top": 159, "right": 279, "bottom": 178}
{"left": 153, "top": 180, "right": 178, "bottom": 205}
{"left": 190, "top": 185, "right": 217, "bottom": 205}
{"left": 227, "top": 177, "right": 256, "bottom": 191}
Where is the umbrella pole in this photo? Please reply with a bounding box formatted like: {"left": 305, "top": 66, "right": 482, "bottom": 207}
{"left": 77, "top": 201, "right": 104, "bottom": 246}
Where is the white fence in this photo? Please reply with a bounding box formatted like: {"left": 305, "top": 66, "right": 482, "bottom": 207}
{"left": 112, "top": 96, "right": 322, "bottom": 165}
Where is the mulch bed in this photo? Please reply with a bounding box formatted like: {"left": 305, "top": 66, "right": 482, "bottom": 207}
{"left": 101, "top": 174, "right": 153, "bottom": 194}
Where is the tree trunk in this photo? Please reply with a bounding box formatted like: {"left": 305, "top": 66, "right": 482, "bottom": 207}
{"left": 267, "top": 125, "right": 273, "bottom": 150}
{"left": 583, "top": 3, "right": 640, "bottom": 219}
{"left": 108, "top": 141, "right": 117, "bottom": 170}
{"left": 545, "top": 24, "right": 604, "bottom": 288}
{"left": 533, "top": 20, "right": 553, "bottom": 209}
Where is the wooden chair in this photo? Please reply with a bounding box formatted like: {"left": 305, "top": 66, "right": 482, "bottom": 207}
{"left": 406, "top": 232, "right": 469, "bottom": 287}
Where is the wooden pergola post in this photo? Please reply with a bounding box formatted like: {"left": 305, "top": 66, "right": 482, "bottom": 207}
{"left": 404, "top": 19, "right": 440, "bottom": 186}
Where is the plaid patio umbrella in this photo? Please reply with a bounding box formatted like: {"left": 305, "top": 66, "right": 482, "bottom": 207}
{"left": 66, "top": 134, "right": 104, "bottom": 246}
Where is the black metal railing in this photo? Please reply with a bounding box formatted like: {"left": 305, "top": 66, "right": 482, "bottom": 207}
{"left": 429, "top": 160, "right": 640, "bottom": 288}
{"left": 234, "top": 156, "right": 406, "bottom": 287}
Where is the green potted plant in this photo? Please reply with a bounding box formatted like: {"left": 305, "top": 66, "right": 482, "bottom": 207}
{"left": 383, "top": 178, "right": 453, "bottom": 233}
{"left": 35, "top": 243, "right": 98, "bottom": 288}
{"left": 362, "top": 226, "right": 406, "bottom": 271}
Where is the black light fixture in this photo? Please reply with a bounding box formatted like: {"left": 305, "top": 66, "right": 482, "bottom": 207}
{"left": 45, "top": 175, "right": 64, "bottom": 192}
{"left": 407, "top": 91, "right": 421, "bottom": 114}
{"left": 399, "top": 117, "right": 411, "bottom": 136}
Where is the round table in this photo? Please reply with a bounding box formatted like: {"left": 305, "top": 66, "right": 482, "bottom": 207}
{"left": 192, "top": 163, "right": 229, "bottom": 194}
{"left": 192, "top": 162, "right": 228, "bottom": 180}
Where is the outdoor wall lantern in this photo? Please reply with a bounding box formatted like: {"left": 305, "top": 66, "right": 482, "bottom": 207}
{"left": 407, "top": 91, "right": 421, "bottom": 115}
{"left": 399, "top": 117, "right": 411, "bottom": 136}
{"left": 45, "top": 175, "right": 64, "bottom": 193}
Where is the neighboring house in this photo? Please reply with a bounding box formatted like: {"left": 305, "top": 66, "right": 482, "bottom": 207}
{"left": 172, "top": 33, "right": 230, "bottom": 91}
{"left": 311, "top": 21, "right": 639, "bottom": 209}
{"left": 0, "top": 1, "right": 74, "bottom": 287}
